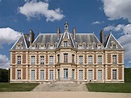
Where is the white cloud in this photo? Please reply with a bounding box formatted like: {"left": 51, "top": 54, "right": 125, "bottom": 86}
{"left": 128, "top": 61, "right": 131, "bottom": 63}
{"left": 104, "top": 24, "right": 131, "bottom": 34}
{"left": 102, "top": 0, "right": 131, "bottom": 22}
{"left": 0, "top": 27, "right": 21, "bottom": 47}
{"left": 0, "top": 54, "right": 10, "bottom": 69}
{"left": 92, "top": 21, "right": 101, "bottom": 25}
{"left": 19, "top": 1, "right": 64, "bottom": 22}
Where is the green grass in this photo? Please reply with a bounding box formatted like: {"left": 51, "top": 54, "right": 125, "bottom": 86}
{"left": 87, "top": 83, "right": 131, "bottom": 93}
{"left": 0, "top": 83, "right": 39, "bottom": 92}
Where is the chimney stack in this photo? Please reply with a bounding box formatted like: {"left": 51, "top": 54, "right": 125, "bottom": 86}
{"left": 100, "top": 30, "right": 104, "bottom": 45}
{"left": 30, "top": 29, "right": 35, "bottom": 44}
{"left": 57, "top": 27, "right": 60, "bottom": 39}
{"left": 73, "top": 27, "right": 76, "bottom": 40}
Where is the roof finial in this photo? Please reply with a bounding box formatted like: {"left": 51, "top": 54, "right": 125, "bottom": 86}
{"left": 110, "top": 29, "right": 112, "bottom": 34}
{"left": 64, "top": 22, "right": 69, "bottom": 30}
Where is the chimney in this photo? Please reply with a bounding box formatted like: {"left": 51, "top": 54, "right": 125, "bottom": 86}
{"left": 100, "top": 30, "right": 104, "bottom": 45}
{"left": 24, "top": 34, "right": 29, "bottom": 41}
{"left": 73, "top": 27, "right": 76, "bottom": 40}
{"left": 57, "top": 27, "right": 60, "bottom": 39}
{"left": 30, "top": 29, "right": 35, "bottom": 44}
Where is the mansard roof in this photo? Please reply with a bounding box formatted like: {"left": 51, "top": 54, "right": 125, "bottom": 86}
{"left": 105, "top": 33, "right": 123, "bottom": 49}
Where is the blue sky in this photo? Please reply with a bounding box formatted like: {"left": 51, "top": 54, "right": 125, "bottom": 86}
{"left": 0, "top": 0, "right": 131, "bottom": 68}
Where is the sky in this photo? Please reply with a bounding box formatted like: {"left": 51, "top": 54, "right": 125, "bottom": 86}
{"left": 0, "top": 0, "right": 131, "bottom": 69}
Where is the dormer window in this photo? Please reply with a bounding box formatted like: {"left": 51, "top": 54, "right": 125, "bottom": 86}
{"left": 78, "top": 45, "right": 82, "bottom": 49}
{"left": 64, "top": 41, "right": 68, "bottom": 47}
{"left": 32, "top": 45, "right": 35, "bottom": 49}
{"left": 16, "top": 44, "right": 23, "bottom": 49}
{"left": 39, "top": 45, "right": 45, "bottom": 49}
{"left": 113, "top": 44, "right": 117, "bottom": 49}
{"left": 17, "top": 45, "right": 21, "bottom": 49}
{"left": 97, "top": 45, "right": 101, "bottom": 49}
{"left": 50, "top": 45, "right": 54, "bottom": 49}
{"left": 89, "top": 45, "right": 92, "bottom": 49}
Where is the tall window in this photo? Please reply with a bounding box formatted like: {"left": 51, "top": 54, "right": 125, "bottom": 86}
{"left": 58, "top": 69, "right": 60, "bottom": 80}
{"left": 49, "top": 56, "right": 54, "bottom": 64}
{"left": 17, "top": 70, "right": 21, "bottom": 79}
{"left": 72, "top": 54, "right": 75, "bottom": 63}
{"left": 57, "top": 54, "right": 60, "bottom": 63}
{"left": 88, "top": 70, "right": 93, "bottom": 80}
{"left": 79, "top": 56, "right": 83, "bottom": 64}
{"left": 113, "top": 69, "right": 117, "bottom": 80}
{"left": 40, "top": 70, "right": 44, "bottom": 80}
{"left": 40, "top": 56, "right": 44, "bottom": 64}
{"left": 64, "top": 53, "right": 68, "bottom": 63}
{"left": 98, "top": 55, "right": 102, "bottom": 64}
{"left": 64, "top": 41, "right": 68, "bottom": 47}
{"left": 98, "top": 70, "right": 102, "bottom": 80}
{"left": 79, "top": 70, "right": 83, "bottom": 80}
{"left": 112, "top": 55, "right": 117, "bottom": 64}
{"left": 88, "top": 56, "right": 93, "bottom": 64}
{"left": 72, "top": 69, "right": 75, "bottom": 79}
{"left": 31, "top": 56, "right": 35, "bottom": 65}
{"left": 50, "top": 70, "right": 54, "bottom": 80}
{"left": 17, "top": 56, "right": 21, "bottom": 64}
{"left": 31, "top": 70, "right": 35, "bottom": 80}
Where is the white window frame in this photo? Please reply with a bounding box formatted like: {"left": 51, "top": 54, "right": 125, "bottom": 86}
{"left": 49, "top": 56, "right": 54, "bottom": 65}
{"left": 50, "top": 70, "right": 54, "bottom": 80}
{"left": 112, "top": 55, "right": 117, "bottom": 64}
{"left": 17, "top": 70, "right": 21, "bottom": 79}
{"left": 17, "top": 56, "right": 21, "bottom": 64}
{"left": 64, "top": 41, "right": 68, "bottom": 47}
{"left": 31, "top": 56, "right": 35, "bottom": 65}
{"left": 79, "top": 56, "right": 83, "bottom": 64}
{"left": 64, "top": 53, "right": 68, "bottom": 63}
{"left": 79, "top": 70, "right": 83, "bottom": 80}
{"left": 88, "top": 56, "right": 93, "bottom": 64}
{"left": 112, "top": 69, "right": 117, "bottom": 80}
{"left": 40, "top": 56, "right": 44, "bottom": 65}
{"left": 31, "top": 70, "right": 35, "bottom": 80}
{"left": 98, "top": 55, "right": 102, "bottom": 64}
{"left": 40, "top": 70, "right": 44, "bottom": 80}
{"left": 88, "top": 70, "right": 93, "bottom": 81}
{"left": 98, "top": 70, "right": 102, "bottom": 80}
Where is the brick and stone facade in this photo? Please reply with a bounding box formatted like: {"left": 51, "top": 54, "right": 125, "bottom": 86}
{"left": 10, "top": 23, "right": 124, "bottom": 83}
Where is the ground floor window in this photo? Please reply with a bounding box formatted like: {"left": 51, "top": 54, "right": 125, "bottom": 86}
{"left": 50, "top": 70, "right": 54, "bottom": 80}
{"left": 58, "top": 69, "right": 60, "bottom": 80}
{"left": 79, "top": 70, "right": 83, "bottom": 80}
{"left": 31, "top": 70, "right": 35, "bottom": 80}
{"left": 17, "top": 70, "right": 21, "bottom": 79}
{"left": 98, "top": 70, "right": 102, "bottom": 80}
{"left": 88, "top": 70, "right": 93, "bottom": 81}
{"left": 64, "top": 69, "right": 68, "bottom": 79}
{"left": 113, "top": 69, "right": 117, "bottom": 80}
{"left": 40, "top": 70, "right": 44, "bottom": 80}
{"left": 72, "top": 69, "right": 75, "bottom": 79}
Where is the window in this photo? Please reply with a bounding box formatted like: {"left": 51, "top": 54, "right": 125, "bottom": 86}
{"left": 112, "top": 69, "right": 117, "bottom": 80}
{"left": 39, "top": 45, "right": 45, "bottom": 49}
{"left": 17, "top": 70, "right": 21, "bottom": 79}
{"left": 64, "top": 41, "right": 68, "bottom": 47}
{"left": 88, "top": 70, "right": 93, "bottom": 80}
{"left": 49, "top": 56, "right": 54, "bottom": 64}
{"left": 58, "top": 69, "right": 60, "bottom": 80}
{"left": 40, "top": 70, "right": 44, "bottom": 80}
{"left": 31, "top": 56, "right": 35, "bottom": 65}
{"left": 72, "top": 54, "right": 75, "bottom": 63}
{"left": 98, "top": 55, "right": 102, "bottom": 64}
{"left": 50, "top": 45, "right": 53, "bottom": 49}
{"left": 17, "top": 45, "right": 21, "bottom": 49}
{"left": 89, "top": 45, "right": 92, "bottom": 49}
{"left": 79, "top": 70, "right": 83, "bottom": 80}
{"left": 72, "top": 69, "right": 75, "bottom": 79}
{"left": 57, "top": 54, "right": 60, "bottom": 63}
{"left": 79, "top": 56, "right": 83, "bottom": 64}
{"left": 78, "top": 45, "right": 82, "bottom": 49}
{"left": 98, "top": 70, "right": 102, "bottom": 80}
{"left": 64, "top": 69, "right": 68, "bottom": 79}
{"left": 40, "top": 56, "right": 44, "bottom": 64}
{"left": 97, "top": 45, "right": 101, "bottom": 49}
{"left": 112, "top": 55, "right": 117, "bottom": 64}
{"left": 17, "top": 56, "right": 21, "bottom": 64}
{"left": 113, "top": 44, "right": 116, "bottom": 49}
{"left": 88, "top": 56, "right": 93, "bottom": 64}
{"left": 31, "top": 70, "right": 35, "bottom": 80}
{"left": 50, "top": 70, "right": 54, "bottom": 80}
{"left": 64, "top": 53, "right": 68, "bottom": 63}
{"left": 31, "top": 45, "right": 35, "bottom": 49}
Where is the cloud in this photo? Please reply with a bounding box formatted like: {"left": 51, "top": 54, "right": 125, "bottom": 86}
{"left": 128, "top": 61, "right": 131, "bottom": 63}
{"left": 102, "top": 0, "right": 131, "bottom": 22}
{"left": 104, "top": 24, "right": 131, "bottom": 34}
{"left": 92, "top": 21, "right": 101, "bottom": 25}
{"left": 19, "top": 1, "right": 64, "bottom": 22}
{"left": 0, "top": 27, "right": 21, "bottom": 47}
{"left": 0, "top": 54, "right": 10, "bottom": 69}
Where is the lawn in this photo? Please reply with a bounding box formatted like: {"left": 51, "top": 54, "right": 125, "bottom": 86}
{"left": 0, "top": 83, "right": 39, "bottom": 92}
{"left": 87, "top": 83, "right": 131, "bottom": 93}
